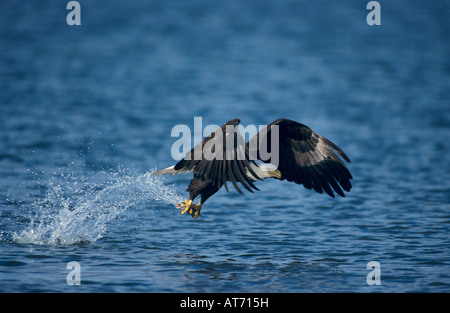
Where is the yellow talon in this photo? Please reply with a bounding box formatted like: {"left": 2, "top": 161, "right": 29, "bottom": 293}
{"left": 192, "top": 202, "right": 202, "bottom": 219}
{"left": 176, "top": 199, "right": 202, "bottom": 218}
{"left": 179, "top": 200, "right": 193, "bottom": 214}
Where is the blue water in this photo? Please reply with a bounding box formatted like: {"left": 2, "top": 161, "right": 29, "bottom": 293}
{"left": 1, "top": 0, "right": 449, "bottom": 293}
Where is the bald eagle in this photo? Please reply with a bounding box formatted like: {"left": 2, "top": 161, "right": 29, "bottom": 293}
{"left": 154, "top": 118, "right": 352, "bottom": 218}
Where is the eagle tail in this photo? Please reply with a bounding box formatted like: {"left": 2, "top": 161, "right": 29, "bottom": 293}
{"left": 153, "top": 165, "right": 193, "bottom": 176}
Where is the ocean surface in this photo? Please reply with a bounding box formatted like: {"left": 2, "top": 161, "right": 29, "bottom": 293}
{"left": 0, "top": 0, "right": 449, "bottom": 293}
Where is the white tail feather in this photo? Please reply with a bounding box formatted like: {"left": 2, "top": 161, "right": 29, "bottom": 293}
{"left": 153, "top": 165, "right": 176, "bottom": 175}
{"left": 153, "top": 165, "right": 193, "bottom": 176}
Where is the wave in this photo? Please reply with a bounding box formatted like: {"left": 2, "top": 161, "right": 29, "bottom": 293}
{"left": 13, "top": 167, "right": 183, "bottom": 246}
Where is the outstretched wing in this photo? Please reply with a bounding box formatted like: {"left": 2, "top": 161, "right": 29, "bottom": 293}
{"left": 174, "top": 118, "right": 261, "bottom": 194}
{"left": 249, "top": 118, "right": 352, "bottom": 197}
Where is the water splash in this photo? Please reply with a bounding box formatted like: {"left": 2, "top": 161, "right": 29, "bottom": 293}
{"left": 13, "top": 168, "right": 183, "bottom": 246}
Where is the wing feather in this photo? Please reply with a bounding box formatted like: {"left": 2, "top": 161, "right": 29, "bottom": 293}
{"left": 250, "top": 118, "right": 352, "bottom": 198}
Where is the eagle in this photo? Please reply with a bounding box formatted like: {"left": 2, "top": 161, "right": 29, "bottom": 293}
{"left": 154, "top": 118, "right": 352, "bottom": 218}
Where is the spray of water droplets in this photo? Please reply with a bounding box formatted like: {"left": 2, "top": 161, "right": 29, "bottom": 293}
{"left": 13, "top": 168, "right": 183, "bottom": 245}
